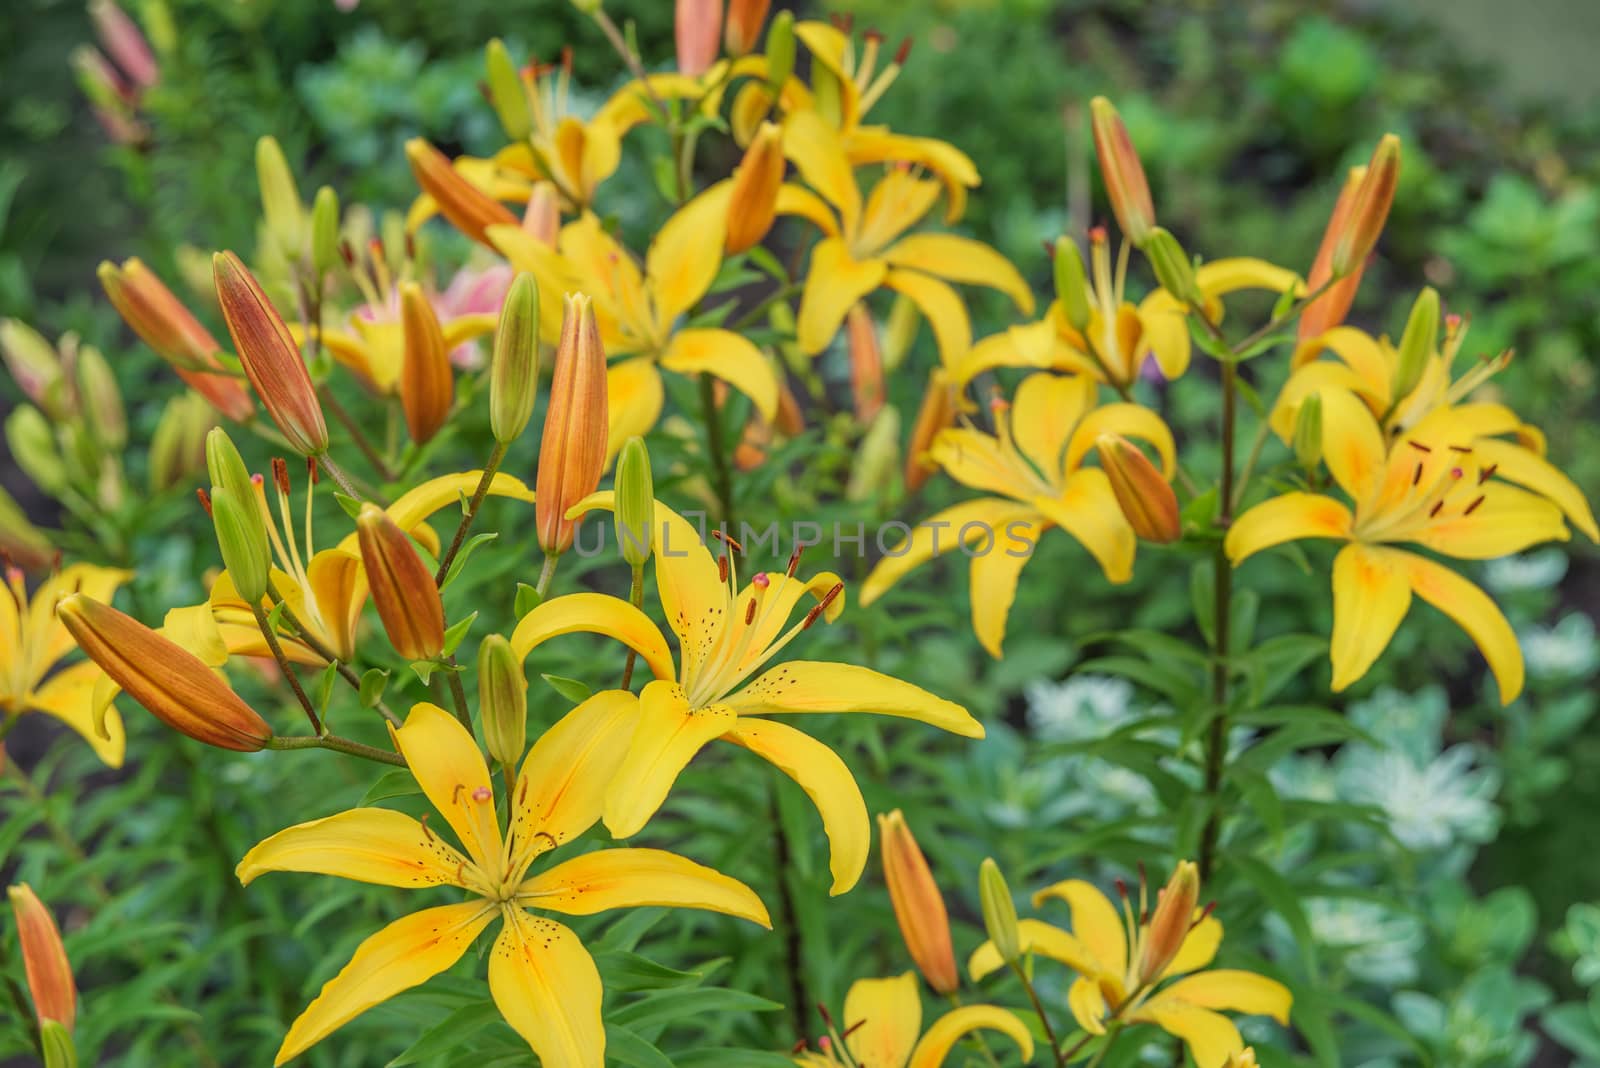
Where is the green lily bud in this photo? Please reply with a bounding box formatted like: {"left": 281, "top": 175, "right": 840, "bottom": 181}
{"left": 1143, "top": 227, "right": 1202, "bottom": 308}
{"left": 149, "top": 393, "right": 213, "bottom": 493}
{"left": 614, "top": 436, "right": 655, "bottom": 568}
{"left": 205, "top": 427, "right": 253, "bottom": 498}
{"left": 489, "top": 273, "right": 541, "bottom": 444}
{"left": 40, "top": 1019, "right": 77, "bottom": 1068}
{"left": 1293, "top": 393, "right": 1323, "bottom": 471}
{"left": 0, "top": 483, "right": 53, "bottom": 569}
{"left": 0, "top": 319, "right": 68, "bottom": 419}
{"left": 846, "top": 407, "right": 900, "bottom": 502}
{"left": 485, "top": 39, "right": 531, "bottom": 142}
{"left": 138, "top": 0, "right": 177, "bottom": 55}
{"left": 311, "top": 186, "right": 341, "bottom": 276}
{"left": 1053, "top": 238, "right": 1091, "bottom": 331}
{"left": 1391, "top": 286, "right": 1439, "bottom": 403}
{"left": 75, "top": 345, "right": 126, "bottom": 451}
{"left": 765, "top": 10, "right": 796, "bottom": 91}
{"left": 210, "top": 485, "right": 270, "bottom": 603}
{"left": 7, "top": 406, "right": 67, "bottom": 494}
{"left": 979, "top": 858, "right": 1021, "bottom": 966}
{"left": 478, "top": 634, "right": 528, "bottom": 767}
{"left": 255, "top": 135, "right": 305, "bottom": 262}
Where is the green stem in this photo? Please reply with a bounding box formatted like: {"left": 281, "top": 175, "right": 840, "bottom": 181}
{"left": 728, "top": 281, "right": 802, "bottom": 333}
{"left": 767, "top": 776, "right": 810, "bottom": 1039}
{"left": 1198, "top": 356, "right": 1238, "bottom": 883}
{"left": 265, "top": 734, "right": 407, "bottom": 767}
{"left": 435, "top": 442, "right": 507, "bottom": 585}
{"left": 534, "top": 552, "right": 560, "bottom": 599}
{"left": 316, "top": 453, "right": 364, "bottom": 502}
{"left": 699, "top": 373, "right": 737, "bottom": 529}
{"left": 250, "top": 602, "right": 322, "bottom": 734}
{"left": 266, "top": 586, "right": 401, "bottom": 726}
{"left": 445, "top": 660, "right": 472, "bottom": 730}
{"left": 1010, "top": 960, "right": 1066, "bottom": 1067}
{"left": 620, "top": 565, "right": 645, "bottom": 688}
{"left": 1231, "top": 417, "right": 1273, "bottom": 513}
{"left": 321, "top": 388, "right": 396, "bottom": 483}
{"left": 1083, "top": 1026, "right": 1123, "bottom": 1068}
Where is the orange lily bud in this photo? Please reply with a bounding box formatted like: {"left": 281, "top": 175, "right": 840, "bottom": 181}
{"left": 356, "top": 503, "right": 445, "bottom": 661}
{"left": 905, "top": 368, "right": 956, "bottom": 493}
{"left": 98, "top": 258, "right": 254, "bottom": 421}
{"left": 1097, "top": 433, "right": 1179, "bottom": 543}
{"left": 57, "top": 593, "right": 273, "bottom": 751}
{"left": 7, "top": 883, "right": 75, "bottom": 1032}
{"left": 1297, "top": 166, "right": 1367, "bottom": 341}
{"left": 398, "top": 283, "right": 453, "bottom": 445}
{"left": 1330, "top": 134, "right": 1400, "bottom": 277}
{"left": 725, "top": 122, "right": 784, "bottom": 254}
{"left": 1139, "top": 860, "right": 1200, "bottom": 983}
{"left": 1090, "top": 96, "right": 1155, "bottom": 246}
{"left": 522, "top": 181, "right": 561, "bottom": 246}
{"left": 775, "top": 378, "right": 805, "bottom": 437}
{"left": 676, "top": 0, "right": 723, "bottom": 77}
{"left": 724, "top": 0, "right": 770, "bottom": 56}
{"left": 878, "top": 810, "right": 958, "bottom": 994}
{"left": 405, "top": 138, "right": 519, "bottom": 245}
{"left": 535, "top": 294, "right": 608, "bottom": 555}
{"left": 212, "top": 251, "right": 328, "bottom": 456}
{"left": 847, "top": 303, "right": 884, "bottom": 421}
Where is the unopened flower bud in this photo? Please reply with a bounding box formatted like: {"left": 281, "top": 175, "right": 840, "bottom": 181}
{"left": 1090, "top": 96, "right": 1155, "bottom": 246}
{"left": 149, "top": 393, "right": 213, "bottom": 493}
{"left": 614, "top": 437, "right": 655, "bottom": 568}
{"left": 1143, "top": 227, "right": 1201, "bottom": 309}
{"left": 847, "top": 303, "right": 884, "bottom": 421}
{"left": 0, "top": 484, "right": 52, "bottom": 570}
{"left": 724, "top": 0, "right": 770, "bottom": 57}
{"left": 1097, "top": 433, "right": 1180, "bottom": 544}
{"left": 90, "top": 0, "right": 158, "bottom": 89}
{"left": 138, "top": 0, "right": 177, "bottom": 56}
{"left": 1391, "top": 286, "right": 1439, "bottom": 403}
{"left": 764, "top": 10, "right": 795, "bottom": 90}
{"left": 209, "top": 485, "right": 269, "bottom": 603}
{"left": 1330, "top": 134, "right": 1400, "bottom": 277}
{"left": 75, "top": 345, "right": 126, "bottom": 451}
{"left": 311, "top": 186, "right": 341, "bottom": 276}
{"left": 490, "top": 273, "right": 541, "bottom": 444}
{"left": 1298, "top": 166, "right": 1367, "bottom": 341}
{"left": 1293, "top": 393, "right": 1323, "bottom": 471}
{"left": 356, "top": 503, "right": 445, "bottom": 661}
{"left": 522, "top": 181, "right": 561, "bottom": 246}
{"left": 204, "top": 427, "right": 253, "bottom": 497}
{"left": 676, "top": 0, "right": 723, "bottom": 77}
{"left": 878, "top": 811, "right": 958, "bottom": 994}
{"left": 846, "top": 407, "right": 900, "bottom": 502}
{"left": 536, "top": 294, "right": 608, "bottom": 554}
{"left": 905, "top": 368, "right": 956, "bottom": 493}
{"left": 725, "top": 122, "right": 784, "bottom": 254}
{"left": 1139, "top": 860, "right": 1200, "bottom": 983}
{"left": 7, "top": 406, "right": 66, "bottom": 494}
{"left": 1053, "top": 238, "right": 1092, "bottom": 331}
{"left": 213, "top": 251, "right": 328, "bottom": 455}
{"left": 478, "top": 633, "right": 527, "bottom": 767}
{"left": 255, "top": 135, "right": 305, "bottom": 263}
{"left": 882, "top": 294, "right": 920, "bottom": 372}
{"left": 57, "top": 593, "right": 273, "bottom": 750}
{"left": 978, "top": 858, "right": 1021, "bottom": 966}
{"left": 0, "top": 320, "right": 67, "bottom": 418}
{"left": 399, "top": 282, "right": 453, "bottom": 445}
{"left": 7, "top": 883, "right": 75, "bottom": 1032}
{"left": 405, "top": 139, "right": 519, "bottom": 245}
{"left": 485, "top": 39, "right": 532, "bottom": 142}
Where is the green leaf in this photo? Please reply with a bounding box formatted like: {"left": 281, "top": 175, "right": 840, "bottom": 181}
{"left": 361, "top": 768, "right": 421, "bottom": 805}
{"left": 334, "top": 492, "right": 363, "bottom": 519}
{"left": 514, "top": 582, "right": 542, "bottom": 619}
{"left": 315, "top": 660, "right": 339, "bottom": 714}
{"left": 599, "top": 951, "right": 724, "bottom": 992}
{"left": 1225, "top": 850, "right": 1320, "bottom": 980}
{"left": 359, "top": 668, "right": 390, "bottom": 708}
{"left": 442, "top": 611, "right": 479, "bottom": 656}
{"left": 1190, "top": 562, "right": 1216, "bottom": 648}
{"left": 1231, "top": 768, "right": 1284, "bottom": 848}
{"left": 604, "top": 1025, "right": 675, "bottom": 1068}
{"left": 675, "top": 1053, "right": 799, "bottom": 1068}
{"left": 265, "top": 600, "right": 288, "bottom": 634}
{"left": 1237, "top": 634, "right": 1327, "bottom": 705}
{"left": 541, "top": 673, "right": 593, "bottom": 705}
{"left": 441, "top": 532, "right": 499, "bottom": 591}
{"left": 610, "top": 987, "right": 781, "bottom": 1032}
{"left": 743, "top": 245, "right": 790, "bottom": 283}
{"left": 387, "top": 1003, "right": 501, "bottom": 1065}
{"left": 411, "top": 660, "right": 438, "bottom": 685}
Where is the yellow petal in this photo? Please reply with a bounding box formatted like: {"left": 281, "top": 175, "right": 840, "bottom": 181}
{"left": 1031, "top": 470, "right": 1137, "bottom": 583}
{"left": 967, "top": 918, "right": 1099, "bottom": 981}
{"left": 860, "top": 499, "right": 1040, "bottom": 608}
{"left": 1290, "top": 324, "right": 1392, "bottom": 385}
{"left": 604, "top": 680, "right": 738, "bottom": 838}
{"left": 391, "top": 703, "right": 503, "bottom": 872}
{"left": 509, "top": 593, "right": 676, "bottom": 683}
{"left": 488, "top": 909, "right": 605, "bottom": 1068}
{"left": 723, "top": 718, "right": 868, "bottom": 895}
{"left": 1407, "top": 482, "right": 1570, "bottom": 560}
{"left": 1329, "top": 543, "right": 1412, "bottom": 692}
{"left": 725, "top": 571, "right": 846, "bottom": 679}
{"left": 275, "top": 903, "right": 494, "bottom": 1066}
{"left": 236, "top": 808, "right": 470, "bottom": 889}
{"left": 1270, "top": 360, "right": 1372, "bottom": 443}
{"left": 927, "top": 428, "right": 1043, "bottom": 500}
{"left": 883, "top": 268, "right": 971, "bottom": 367}
{"left": 27, "top": 661, "right": 126, "bottom": 767}
{"left": 509, "top": 689, "right": 641, "bottom": 862}
{"left": 882, "top": 234, "right": 1034, "bottom": 313}
{"left": 1065, "top": 401, "right": 1176, "bottom": 478}
{"left": 659, "top": 328, "right": 779, "bottom": 421}
{"left": 1225, "top": 493, "right": 1353, "bottom": 564}
{"left": 648, "top": 181, "right": 734, "bottom": 325}
{"left": 1164, "top": 914, "right": 1224, "bottom": 978}
{"left": 1068, "top": 975, "right": 1109, "bottom": 1035}
{"left": 335, "top": 471, "right": 536, "bottom": 555}
{"left": 1397, "top": 549, "right": 1524, "bottom": 705}
{"left": 970, "top": 515, "right": 1044, "bottom": 659}
{"left": 856, "top": 171, "right": 943, "bottom": 256}
{"left": 1032, "top": 879, "right": 1125, "bottom": 978}
{"left": 605, "top": 359, "right": 667, "bottom": 462}
{"left": 843, "top": 127, "right": 980, "bottom": 223}
{"left": 1471, "top": 437, "right": 1597, "bottom": 541}
{"left": 304, "top": 550, "right": 365, "bottom": 663}
{"left": 775, "top": 182, "right": 841, "bottom": 237}
{"left": 950, "top": 317, "right": 1096, "bottom": 389}
{"left": 783, "top": 109, "right": 860, "bottom": 233}
{"left": 1135, "top": 289, "right": 1191, "bottom": 380}
{"left": 519, "top": 847, "right": 770, "bottom": 927}
{"left": 1196, "top": 257, "right": 1302, "bottom": 299}
{"left": 1318, "top": 387, "right": 1387, "bottom": 506}
{"left": 908, "top": 1005, "right": 1034, "bottom": 1068}
{"left": 1011, "top": 371, "right": 1098, "bottom": 481}
{"left": 1126, "top": 1001, "right": 1243, "bottom": 1068}
{"left": 842, "top": 973, "right": 921, "bottom": 1068}
{"left": 726, "top": 661, "right": 983, "bottom": 738}
{"left": 797, "top": 238, "right": 886, "bottom": 354}
{"left": 1157, "top": 969, "right": 1293, "bottom": 1025}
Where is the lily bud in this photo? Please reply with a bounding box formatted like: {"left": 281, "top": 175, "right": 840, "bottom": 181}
{"left": 1330, "top": 134, "right": 1400, "bottom": 277}
{"left": 978, "top": 858, "right": 1022, "bottom": 966}
{"left": 149, "top": 393, "right": 213, "bottom": 493}
{"left": 311, "top": 186, "right": 341, "bottom": 276}
{"left": 75, "top": 345, "right": 126, "bottom": 451}
{"left": 490, "top": 273, "right": 541, "bottom": 444}
{"left": 536, "top": 294, "right": 608, "bottom": 555}
{"left": 0, "top": 484, "right": 52, "bottom": 571}
{"left": 905, "top": 368, "right": 956, "bottom": 493}
{"left": 0, "top": 320, "right": 67, "bottom": 418}
{"left": 478, "top": 634, "right": 527, "bottom": 767}
{"left": 256, "top": 135, "right": 305, "bottom": 263}
{"left": 1090, "top": 96, "right": 1155, "bottom": 246}
{"left": 356, "top": 503, "right": 445, "bottom": 661}
{"left": 1053, "top": 238, "right": 1091, "bottom": 331}
{"left": 1298, "top": 166, "right": 1367, "bottom": 341}
{"left": 614, "top": 436, "right": 655, "bottom": 568}
{"left": 1097, "top": 433, "right": 1180, "bottom": 544}
{"left": 209, "top": 485, "right": 269, "bottom": 603}
{"left": 485, "top": 39, "right": 532, "bottom": 142}
{"left": 204, "top": 426, "right": 252, "bottom": 496}
{"left": 1139, "top": 860, "right": 1200, "bottom": 983}
{"left": 1292, "top": 393, "right": 1323, "bottom": 471}
{"left": 846, "top": 407, "right": 900, "bottom": 503}
{"left": 522, "top": 181, "right": 561, "bottom": 246}
{"left": 1143, "top": 227, "right": 1202, "bottom": 309}
{"left": 399, "top": 282, "right": 453, "bottom": 445}
{"left": 7, "top": 406, "right": 66, "bottom": 494}
{"left": 98, "top": 258, "right": 254, "bottom": 421}
{"left": 1391, "top": 286, "right": 1439, "bottom": 403}
{"left": 213, "top": 251, "right": 328, "bottom": 455}
{"left": 847, "top": 304, "right": 884, "bottom": 421}
{"left": 725, "top": 122, "right": 784, "bottom": 254}
{"left": 765, "top": 10, "right": 795, "bottom": 90}
{"left": 7, "top": 883, "right": 75, "bottom": 1032}
{"left": 724, "top": 0, "right": 770, "bottom": 56}
{"left": 57, "top": 593, "right": 273, "bottom": 751}
{"left": 90, "top": 0, "right": 158, "bottom": 89}
{"left": 878, "top": 811, "right": 958, "bottom": 994}
{"left": 405, "top": 139, "right": 519, "bottom": 245}
{"left": 676, "top": 0, "right": 722, "bottom": 77}
{"left": 882, "top": 294, "right": 920, "bottom": 372}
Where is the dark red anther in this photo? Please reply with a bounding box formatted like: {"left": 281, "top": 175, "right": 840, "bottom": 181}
{"left": 338, "top": 239, "right": 356, "bottom": 267}
{"left": 404, "top": 232, "right": 417, "bottom": 263}
{"left": 816, "top": 1002, "right": 835, "bottom": 1028}
{"left": 196, "top": 487, "right": 212, "bottom": 516}
{"left": 840, "top": 1019, "right": 866, "bottom": 1041}
{"left": 306, "top": 456, "right": 320, "bottom": 484}
{"left": 1411, "top": 463, "right": 1423, "bottom": 487}
{"left": 271, "top": 456, "right": 291, "bottom": 496}
{"left": 1115, "top": 877, "right": 1129, "bottom": 901}
{"left": 1429, "top": 500, "right": 1445, "bottom": 518}
{"left": 790, "top": 1040, "right": 810, "bottom": 1054}
{"left": 711, "top": 528, "right": 744, "bottom": 552}
{"left": 801, "top": 583, "right": 845, "bottom": 629}
{"left": 561, "top": 45, "right": 573, "bottom": 75}
{"left": 476, "top": 80, "right": 492, "bottom": 103}
{"left": 1464, "top": 495, "right": 1485, "bottom": 516}
{"left": 1407, "top": 440, "right": 1433, "bottom": 453}
{"left": 744, "top": 598, "right": 758, "bottom": 625}
{"left": 786, "top": 544, "right": 804, "bottom": 578}
{"left": 717, "top": 553, "right": 729, "bottom": 584}
{"left": 1478, "top": 463, "right": 1498, "bottom": 484}
{"left": 419, "top": 812, "right": 434, "bottom": 840}
{"left": 1197, "top": 901, "right": 1218, "bottom": 924}
{"left": 1448, "top": 443, "right": 1472, "bottom": 453}
{"left": 894, "top": 36, "right": 913, "bottom": 65}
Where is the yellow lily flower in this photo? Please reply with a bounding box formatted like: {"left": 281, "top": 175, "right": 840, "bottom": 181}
{"left": 967, "top": 874, "right": 1290, "bottom": 1068}
{"left": 951, "top": 237, "right": 1299, "bottom": 389}
{"left": 490, "top": 190, "right": 779, "bottom": 460}
{"left": 1, "top": 564, "right": 132, "bottom": 766}
{"left": 510, "top": 496, "right": 983, "bottom": 894}
{"left": 780, "top": 109, "right": 1033, "bottom": 365}
{"left": 860, "top": 372, "right": 1174, "bottom": 657}
{"left": 239, "top": 699, "right": 769, "bottom": 1066}
{"left": 793, "top": 972, "right": 1032, "bottom": 1068}
{"left": 1228, "top": 388, "right": 1582, "bottom": 703}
